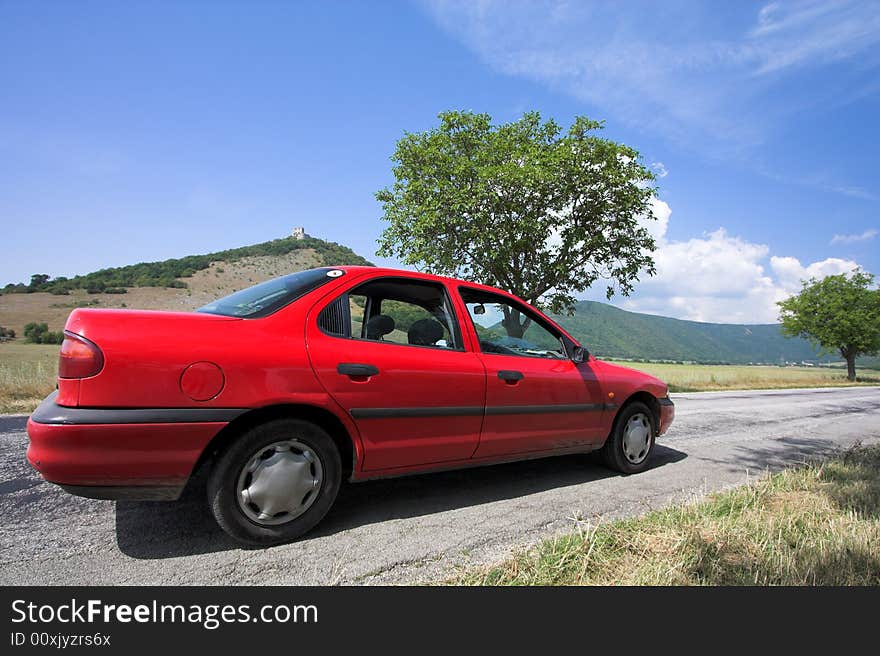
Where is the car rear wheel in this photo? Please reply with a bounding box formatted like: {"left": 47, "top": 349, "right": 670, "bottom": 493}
{"left": 599, "top": 401, "right": 656, "bottom": 474}
{"left": 207, "top": 418, "right": 341, "bottom": 546}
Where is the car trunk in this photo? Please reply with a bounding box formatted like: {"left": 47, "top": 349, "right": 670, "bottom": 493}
{"left": 58, "top": 308, "right": 241, "bottom": 407}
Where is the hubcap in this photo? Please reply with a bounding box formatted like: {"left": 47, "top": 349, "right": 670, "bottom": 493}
{"left": 236, "top": 440, "right": 323, "bottom": 526}
{"left": 622, "top": 413, "right": 652, "bottom": 464}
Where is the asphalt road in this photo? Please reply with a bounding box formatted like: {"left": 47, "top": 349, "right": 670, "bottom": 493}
{"left": 2, "top": 386, "right": 879, "bottom": 585}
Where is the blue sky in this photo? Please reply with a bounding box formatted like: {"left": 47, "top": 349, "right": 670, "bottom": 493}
{"left": 1, "top": 0, "right": 878, "bottom": 323}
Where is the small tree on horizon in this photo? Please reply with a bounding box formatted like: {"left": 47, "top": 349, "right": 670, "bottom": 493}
{"left": 376, "top": 111, "right": 658, "bottom": 337}
{"left": 777, "top": 270, "right": 880, "bottom": 381}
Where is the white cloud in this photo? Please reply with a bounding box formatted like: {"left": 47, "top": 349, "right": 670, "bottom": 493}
{"left": 615, "top": 201, "right": 861, "bottom": 323}
{"left": 645, "top": 197, "right": 671, "bottom": 243}
{"left": 652, "top": 161, "right": 668, "bottom": 178}
{"left": 770, "top": 256, "right": 860, "bottom": 292}
{"left": 423, "top": 0, "right": 880, "bottom": 162}
{"left": 830, "top": 228, "right": 878, "bottom": 245}
{"left": 747, "top": 0, "right": 880, "bottom": 75}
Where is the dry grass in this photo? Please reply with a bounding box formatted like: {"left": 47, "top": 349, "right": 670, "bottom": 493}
{"left": 607, "top": 360, "right": 880, "bottom": 392}
{"left": 0, "top": 343, "right": 58, "bottom": 414}
{"left": 452, "top": 445, "right": 880, "bottom": 585}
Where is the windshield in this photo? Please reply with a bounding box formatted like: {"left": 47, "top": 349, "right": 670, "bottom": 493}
{"left": 197, "top": 268, "right": 341, "bottom": 318}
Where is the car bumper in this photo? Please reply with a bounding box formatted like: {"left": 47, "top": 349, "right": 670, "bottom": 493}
{"left": 26, "top": 391, "right": 241, "bottom": 500}
{"left": 658, "top": 396, "right": 674, "bottom": 435}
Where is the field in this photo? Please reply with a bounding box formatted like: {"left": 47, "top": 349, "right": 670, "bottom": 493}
{"left": 607, "top": 360, "right": 880, "bottom": 392}
{"left": 452, "top": 444, "right": 880, "bottom": 585}
{"left": 0, "top": 343, "right": 59, "bottom": 414}
{"left": 1, "top": 344, "right": 879, "bottom": 415}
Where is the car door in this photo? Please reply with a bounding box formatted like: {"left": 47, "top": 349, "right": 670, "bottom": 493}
{"left": 306, "top": 274, "right": 487, "bottom": 472}
{"left": 457, "top": 287, "right": 606, "bottom": 459}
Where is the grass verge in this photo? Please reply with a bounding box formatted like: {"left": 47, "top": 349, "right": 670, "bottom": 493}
{"left": 0, "top": 343, "right": 58, "bottom": 414}
{"left": 452, "top": 445, "right": 880, "bottom": 585}
{"left": 607, "top": 360, "right": 880, "bottom": 392}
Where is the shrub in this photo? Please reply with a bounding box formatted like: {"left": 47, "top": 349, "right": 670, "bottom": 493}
{"left": 23, "top": 322, "right": 64, "bottom": 344}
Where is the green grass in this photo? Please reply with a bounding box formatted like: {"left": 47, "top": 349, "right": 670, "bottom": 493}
{"left": 607, "top": 360, "right": 880, "bottom": 392}
{"left": 452, "top": 444, "right": 880, "bottom": 585}
{"left": 0, "top": 343, "right": 58, "bottom": 414}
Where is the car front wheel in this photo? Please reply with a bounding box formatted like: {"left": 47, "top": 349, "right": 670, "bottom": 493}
{"left": 600, "top": 401, "right": 656, "bottom": 474}
{"left": 207, "top": 418, "right": 341, "bottom": 546}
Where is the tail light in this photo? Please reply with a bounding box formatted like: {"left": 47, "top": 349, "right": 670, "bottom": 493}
{"left": 59, "top": 331, "right": 104, "bottom": 379}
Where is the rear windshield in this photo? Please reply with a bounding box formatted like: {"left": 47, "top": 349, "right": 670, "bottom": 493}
{"left": 197, "top": 268, "right": 341, "bottom": 318}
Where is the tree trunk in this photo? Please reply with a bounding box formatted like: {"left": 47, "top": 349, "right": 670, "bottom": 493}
{"left": 846, "top": 354, "right": 856, "bottom": 382}
{"left": 501, "top": 307, "right": 531, "bottom": 338}
{"left": 503, "top": 310, "right": 524, "bottom": 338}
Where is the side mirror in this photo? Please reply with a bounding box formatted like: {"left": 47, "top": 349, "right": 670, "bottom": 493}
{"left": 473, "top": 304, "right": 486, "bottom": 315}
{"left": 571, "top": 346, "right": 586, "bottom": 363}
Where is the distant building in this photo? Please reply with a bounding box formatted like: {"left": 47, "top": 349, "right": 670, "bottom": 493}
{"left": 291, "top": 226, "right": 308, "bottom": 240}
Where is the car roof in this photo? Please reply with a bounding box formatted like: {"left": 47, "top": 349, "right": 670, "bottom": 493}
{"left": 332, "top": 266, "right": 513, "bottom": 297}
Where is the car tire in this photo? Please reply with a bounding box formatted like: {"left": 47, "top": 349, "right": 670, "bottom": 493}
{"left": 599, "top": 401, "right": 656, "bottom": 475}
{"left": 207, "top": 418, "right": 341, "bottom": 546}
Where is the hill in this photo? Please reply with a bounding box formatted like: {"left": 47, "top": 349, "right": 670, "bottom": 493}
{"left": 0, "top": 236, "right": 372, "bottom": 336}
{"left": 551, "top": 300, "right": 876, "bottom": 367}
{"left": 2, "top": 236, "right": 371, "bottom": 295}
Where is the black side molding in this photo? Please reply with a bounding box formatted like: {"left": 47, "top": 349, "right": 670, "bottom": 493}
{"left": 485, "top": 403, "right": 606, "bottom": 415}
{"left": 30, "top": 391, "right": 248, "bottom": 426}
{"left": 351, "top": 406, "right": 485, "bottom": 419}
{"left": 350, "top": 403, "right": 611, "bottom": 419}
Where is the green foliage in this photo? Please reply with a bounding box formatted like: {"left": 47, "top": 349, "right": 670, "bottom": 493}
{"left": 23, "top": 322, "right": 64, "bottom": 344}
{"left": 778, "top": 271, "right": 880, "bottom": 380}
{"left": 379, "top": 300, "right": 434, "bottom": 332}
{"left": 2, "top": 236, "right": 373, "bottom": 295}
{"left": 377, "top": 110, "right": 658, "bottom": 333}
{"left": 23, "top": 322, "right": 45, "bottom": 341}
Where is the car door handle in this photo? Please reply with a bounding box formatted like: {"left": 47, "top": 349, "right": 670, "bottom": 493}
{"left": 498, "top": 370, "right": 524, "bottom": 382}
{"left": 337, "top": 363, "right": 379, "bottom": 377}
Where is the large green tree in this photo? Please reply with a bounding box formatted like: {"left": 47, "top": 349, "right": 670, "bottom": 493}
{"left": 778, "top": 271, "right": 880, "bottom": 381}
{"left": 376, "top": 111, "right": 658, "bottom": 336}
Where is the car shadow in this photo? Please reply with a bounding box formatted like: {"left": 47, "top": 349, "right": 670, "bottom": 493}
{"left": 115, "top": 444, "right": 688, "bottom": 560}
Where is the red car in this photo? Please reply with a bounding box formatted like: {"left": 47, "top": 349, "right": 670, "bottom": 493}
{"left": 27, "top": 266, "right": 674, "bottom": 545}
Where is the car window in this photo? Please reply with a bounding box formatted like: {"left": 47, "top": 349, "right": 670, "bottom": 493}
{"left": 459, "top": 288, "right": 566, "bottom": 359}
{"left": 199, "top": 268, "right": 339, "bottom": 318}
{"left": 349, "top": 293, "right": 367, "bottom": 339}
{"left": 318, "top": 278, "right": 461, "bottom": 350}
